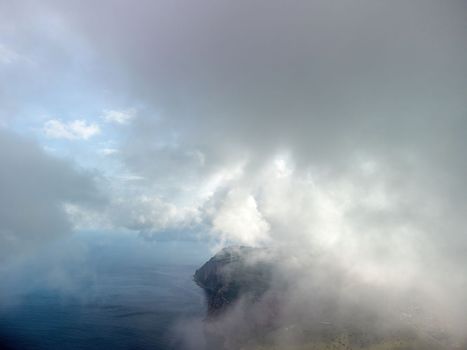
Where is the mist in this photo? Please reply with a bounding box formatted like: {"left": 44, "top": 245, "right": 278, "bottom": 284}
{"left": 1, "top": 0, "right": 467, "bottom": 349}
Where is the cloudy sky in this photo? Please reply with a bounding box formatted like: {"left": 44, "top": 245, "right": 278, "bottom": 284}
{"left": 2, "top": 0, "right": 467, "bottom": 313}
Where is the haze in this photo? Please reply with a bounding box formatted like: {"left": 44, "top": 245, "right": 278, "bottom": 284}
{"left": 1, "top": 1, "right": 467, "bottom": 349}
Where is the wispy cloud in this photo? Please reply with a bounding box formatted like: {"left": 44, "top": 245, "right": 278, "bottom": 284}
{"left": 0, "top": 44, "right": 22, "bottom": 65}
{"left": 98, "top": 148, "right": 118, "bottom": 156}
{"left": 102, "top": 108, "right": 136, "bottom": 125}
{"left": 43, "top": 119, "right": 100, "bottom": 140}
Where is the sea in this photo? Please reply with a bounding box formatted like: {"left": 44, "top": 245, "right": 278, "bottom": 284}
{"left": 0, "top": 232, "right": 210, "bottom": 350}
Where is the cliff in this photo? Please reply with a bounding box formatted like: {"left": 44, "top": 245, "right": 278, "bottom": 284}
{"left": 193, "top": 246, "right": 272, "bottom": 316}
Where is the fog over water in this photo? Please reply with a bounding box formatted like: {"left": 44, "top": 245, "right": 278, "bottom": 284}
{"left": 1, "top": 0, "right": 467, "bottom": 349}
{"left": 0, "top": 233, "right": 209, "bottom": 349}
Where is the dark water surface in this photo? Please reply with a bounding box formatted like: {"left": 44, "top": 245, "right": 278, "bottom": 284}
{"left": 0, "top": 265, "right": 205, "bottom": 349}
{"left": 0, "top": 236, "right": 208, "bottom": 350}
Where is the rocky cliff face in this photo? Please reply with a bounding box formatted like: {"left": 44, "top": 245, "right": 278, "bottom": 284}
{"left": 194, "top": 246, "right": 272, "bottom": 316}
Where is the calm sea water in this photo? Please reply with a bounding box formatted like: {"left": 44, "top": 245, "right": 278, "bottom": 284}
{"left": 0, "top": 262, "right": 206, "bottom": 350}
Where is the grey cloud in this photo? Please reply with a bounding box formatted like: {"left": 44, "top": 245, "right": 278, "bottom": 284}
{"left": 4, "top": 0, "right": 467, "bottom": 344}
{"left": 35, "top": 0, "right": 467, "bottom": 249}
{"left": 23, "top": 0, "right": 467, "bottom": 249}
{"left": 0, "top": 129, "right": 103, "bottom": 262}
{"left": 40, "top": 1, "right": 467, "bottom": 188}
{"left": 0, "top": 0, "right": 104, "bottom": 128}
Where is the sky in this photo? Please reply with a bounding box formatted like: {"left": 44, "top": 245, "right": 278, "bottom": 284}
{"left": 2, "top": 0, "right": 467, "bottom": 335}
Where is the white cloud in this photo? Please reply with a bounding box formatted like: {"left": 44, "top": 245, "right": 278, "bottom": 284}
{"left": 98, "top": 148, "right": 118, "bottom": 156}
{"left": 43, "top": 119, "right": 100, "bottom": 140}
{"left": 213, "top": 189, "right": 270, "bottom": 246}
{"left": 115, "top": 174, "right": 145, "bottom": 181}
{"left": 111, "top": 195, "right": 202, "bottom": 234}
{"left": 102, "top": 108, "right": 136, "bottom": 124}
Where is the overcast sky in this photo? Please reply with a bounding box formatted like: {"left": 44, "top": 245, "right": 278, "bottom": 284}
{"left": 1, "top": 0, "right": 467, "bottom": 306}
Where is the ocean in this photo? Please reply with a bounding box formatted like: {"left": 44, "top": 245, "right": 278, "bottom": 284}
{"left": 0, "top": 234, "right": 210, "bottom": 350}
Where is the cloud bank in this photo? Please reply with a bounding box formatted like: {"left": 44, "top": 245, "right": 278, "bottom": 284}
{"left": 0, "top": 129, "right": 102, "bottom": 262}
{"left": 44, "top": 0, "right": 467, "bottom": 261}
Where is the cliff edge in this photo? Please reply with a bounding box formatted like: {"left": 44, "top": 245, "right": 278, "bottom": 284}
{"left": 193, "top": 246, "right": 272, "bottom": 316}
